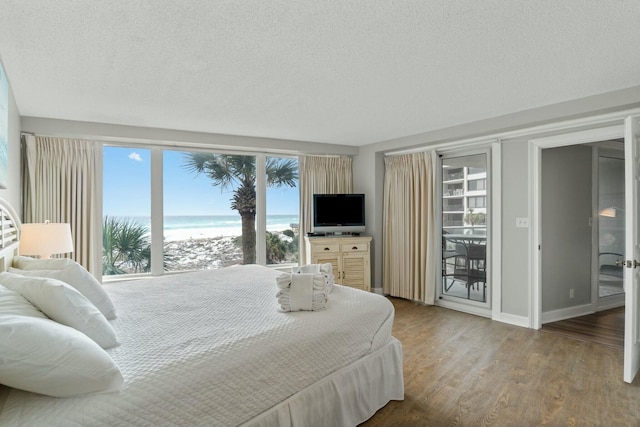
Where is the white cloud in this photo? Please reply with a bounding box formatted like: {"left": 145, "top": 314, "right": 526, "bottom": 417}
{"left": 128, "top": 152, "right": 143, "bottom": 162}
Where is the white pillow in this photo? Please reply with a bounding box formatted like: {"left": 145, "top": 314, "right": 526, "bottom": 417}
{"left": 0, "top": 315, "right": 123, "bottom": 397}
{"left": 13, "top": 255, "right": 75, "bottom": 270}
{"left": 9, "top": 264, "right": 117, "bottom": 320}
{"left": 0, "top": 272, "right": 118, "bottom": 349}
{"left": 0, "top": 285, "right": 47, "bottom": 318}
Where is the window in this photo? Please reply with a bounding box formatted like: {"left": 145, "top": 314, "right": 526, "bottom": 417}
{"left": 468, "top": 179, "right": 486, "bottom": 191}
{"left": 265, "top": 156, "right": 299, "bottom": 265}
{"left": 443, "top": 167, "right": 464, "bottom": 181}
{"left": 102, "top": 147, "right": 151, "bottom": 276}
{"left": 443, "top": 198, "right": 464, "bottom": 212}
{"left": 468, "top": 196, "right": 486, "bottom": 208}
{"left": 163, "top": 150, "right": 250, "bottom": 271}
{"left": 103, "top": 146, "right": 300, "bottom": 277}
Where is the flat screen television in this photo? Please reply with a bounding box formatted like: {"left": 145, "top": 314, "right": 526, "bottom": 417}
{"left": 312, "top": 193, "right": 365, "bottom": 235}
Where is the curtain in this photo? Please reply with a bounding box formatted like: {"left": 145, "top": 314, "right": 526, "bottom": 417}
{"left": 298, "top": 156, "right": 352, "bottom": 263}
{"left": 22, "top": 135, "right": 103, "bottom": 278}
{"left": 383, "top": 151, "right": 437, "bottom": 303}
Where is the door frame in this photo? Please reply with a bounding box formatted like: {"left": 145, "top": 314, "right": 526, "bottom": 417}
{"left": 529, "top": 125, "right": 624, "bottom": 329}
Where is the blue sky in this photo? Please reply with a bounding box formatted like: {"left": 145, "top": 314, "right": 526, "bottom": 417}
{"left": 103, "top": 147, "right": 299, "bottom": 217}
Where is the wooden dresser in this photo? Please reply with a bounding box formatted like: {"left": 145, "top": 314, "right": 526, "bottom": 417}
{"left": 304, "top": 235, "right": 372, "bottom": 292}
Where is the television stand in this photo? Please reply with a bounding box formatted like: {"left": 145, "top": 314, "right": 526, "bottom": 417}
{"left": 304, "top": 235, "right": 372, "bottom": 292}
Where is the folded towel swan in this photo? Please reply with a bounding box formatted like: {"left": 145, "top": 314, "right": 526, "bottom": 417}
{"left": 276, "top": 266, "right": 333, "bottom": 312}
{"left": 291, "top": 263, "right": 334, "bottom": 294}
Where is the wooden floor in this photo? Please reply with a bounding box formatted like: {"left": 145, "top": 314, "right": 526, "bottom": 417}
{"left": 541, "top": 306, "right": 625, "bottom": 349}
{"left": 360, "top": 298, "right": 640, "bottom": 427}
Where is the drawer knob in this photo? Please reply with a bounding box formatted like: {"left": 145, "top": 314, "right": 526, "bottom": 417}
{"left": 352, "top": 246, "right": 358, "bottom": 250}
{"left": 324, "top": 247, "right": 330, "bottom": 251}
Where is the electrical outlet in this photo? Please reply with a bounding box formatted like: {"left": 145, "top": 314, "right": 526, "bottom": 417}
{"left": 570, "top": 289, "right": 574, "bottom": 299}
{"left": 516, "top": 218, "right": 529, "bottom": 228}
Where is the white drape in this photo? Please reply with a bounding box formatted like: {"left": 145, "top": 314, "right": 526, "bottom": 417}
{"left": 22, "top": 135, "right": 103, "bottom": 278}
{"left": 298, "top": 156, "right": 352, "bottom": 263}
{"left": 382, "top": 151, "right": 437, "bottom": 303}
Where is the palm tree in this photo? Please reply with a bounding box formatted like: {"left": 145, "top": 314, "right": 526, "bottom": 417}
{"left": 183, "top": 154, "right": 297, "bottom": 264}
{"left": 266, "top": 231, "right": 288, "bottom": 264}
{"left": 102, "top": 216, "right": 151, "bottom": 275}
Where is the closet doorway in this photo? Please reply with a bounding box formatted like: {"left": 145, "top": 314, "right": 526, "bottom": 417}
{"left": 539, "top": 140, "right": 625, "bottom": 326}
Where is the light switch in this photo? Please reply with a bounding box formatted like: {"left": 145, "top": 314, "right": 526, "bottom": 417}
{"left": 516, "top": 217, "right": 529, "bottom": 228}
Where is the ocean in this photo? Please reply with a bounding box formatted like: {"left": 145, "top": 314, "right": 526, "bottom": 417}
{"left": 113, "top": 214, "right": 299, "bottom": 241}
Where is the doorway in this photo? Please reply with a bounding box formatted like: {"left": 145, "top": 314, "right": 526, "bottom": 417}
{"left": 530, "top": 125, "right": 625, "bottom": 330}
{"left": 538, "top": 141, "right": 625, "bottom": 325}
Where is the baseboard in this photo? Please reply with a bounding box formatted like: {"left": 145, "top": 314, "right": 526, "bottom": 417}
{"left": 597, "top": 294, "right": 625, "bottom": 311}
{"left": 541, "top": 303, "right": 593, "bottom": 324}
{"left": 493, "top": 312, "right": 530, "bottom": 329}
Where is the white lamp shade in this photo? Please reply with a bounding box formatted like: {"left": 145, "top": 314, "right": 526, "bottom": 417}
{"left": 20, "top": 223, "right": 74, "bottom": 258}
{"left": 599, "top": 206, "right": 624, "bottom": 218}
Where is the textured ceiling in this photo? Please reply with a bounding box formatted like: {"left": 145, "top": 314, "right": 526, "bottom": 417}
{"left": 1, "top": 1, "right": 639, "bottom": 146}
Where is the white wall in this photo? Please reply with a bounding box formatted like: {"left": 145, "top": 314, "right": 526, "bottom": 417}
{"left": 352, "top": 149, "right": 384, "bottom": 290}
{"left": 499, "top": 140, "right": 530, "bottom": 317}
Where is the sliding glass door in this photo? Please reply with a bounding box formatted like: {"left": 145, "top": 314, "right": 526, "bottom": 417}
{"left": 440, "top": 153, "right": 489, "bottom": 303}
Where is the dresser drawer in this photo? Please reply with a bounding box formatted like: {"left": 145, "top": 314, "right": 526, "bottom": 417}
{"left": 340, "top": 243, "right": 368, "bottom": 252}
{"left": 312, "top": 243, "right": 340, "bottom": 253}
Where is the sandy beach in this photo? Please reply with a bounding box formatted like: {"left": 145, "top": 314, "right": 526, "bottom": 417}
{"left": 163, "top": 236, "right": 244, "bottom": 271}
{"left": 162, "top": 230, "right": 296, "bottom": 271}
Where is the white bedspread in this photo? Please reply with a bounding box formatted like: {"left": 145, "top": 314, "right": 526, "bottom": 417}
{"left": 0, "top": 265, "right": 395, "bottom": 427}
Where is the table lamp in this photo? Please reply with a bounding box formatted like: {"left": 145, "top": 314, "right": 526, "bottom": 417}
{"left": 599, "top": 206, "right": 624, "bottom": 218}
{"left": 20, "top": 221, "right": 74, "bottom": 259}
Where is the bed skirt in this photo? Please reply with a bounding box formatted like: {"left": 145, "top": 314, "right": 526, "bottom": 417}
{"left": 242, "top": 337, "right": 404, "bottom": 427}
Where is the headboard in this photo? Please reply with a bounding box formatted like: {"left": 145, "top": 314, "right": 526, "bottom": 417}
{"left": 0, "top": 197, "right": 21, "bottom": 272}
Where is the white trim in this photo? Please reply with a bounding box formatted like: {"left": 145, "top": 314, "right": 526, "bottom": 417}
{"left": 591, "top": 147, "right": 600, "bottom": 310}
{"left": 491, "top": 142, "right": 502, "bottom": 320}
{"left": 530, "top": 125, "right": 623, "bottom": 149}
{"left": 103, "top": 142, "right": 301, "bottom": 160}
{"left": 541, "top": 304, "right": 594, "bottom": 324}
{"left": 529, "top": 140, "right": 541, "bottom": 329}
{"left": 436, "top": 298, "right": 491, "bottom": 318}
{"left": 492, "top": 312, "right": 530, "bottom": 329}
{"left": 598, "top": 294, "right": 625, "bottom": 311}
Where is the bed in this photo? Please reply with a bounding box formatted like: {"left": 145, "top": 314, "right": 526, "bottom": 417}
{"left": 0, "top": 198, "right": 403, "bottom": 427}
